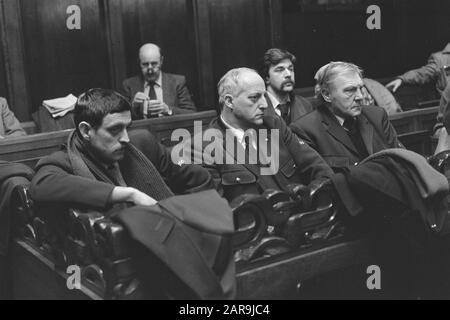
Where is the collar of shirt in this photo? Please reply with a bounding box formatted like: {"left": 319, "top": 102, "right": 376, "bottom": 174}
{"left": 334, "top": 114, "right": 346, "bottom": 127}
{"left": 145, "top": 72, "right": 162, "bottom": 88}
{"left": 266, "top": 91, "right": 291, "bottom": 116}
{"left": 220, "top": 115, "right": 257, "bottom": 149}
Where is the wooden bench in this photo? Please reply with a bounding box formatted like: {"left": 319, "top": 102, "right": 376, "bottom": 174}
{"left": 391, "top": 106, "right": 439, "bottom": 156}
{"left": 11, "top": 236, "right": 376, "bottom": 300}
{"left": 2, "top": 107, "right": 438, "bottom": 168}
{"left": 1, "top": 110, "right": 217, "bottom": 168}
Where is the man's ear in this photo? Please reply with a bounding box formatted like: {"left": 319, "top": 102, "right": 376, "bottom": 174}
{"left": 224, "top": 94, "right": 234, "bottom": 110}
{"left": 78, "top": 121, "right": 93, "bottom": 141}
{"left": 321, "top": 88, "right": 332, "bottom": 103}
{"left": 160, "top": 56, "right": 164, "bottom": 68}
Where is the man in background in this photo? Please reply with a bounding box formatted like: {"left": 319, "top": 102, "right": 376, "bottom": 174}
{"left": 0, "top": 97, "right": 26, "bottom": 139}
{"left": 260, "top": 48, "right": 314, "bottom": 125}
{"left": 123, "top": 43, "right": 197, "bottom": 119}
{"left": 386, "top": 42, "right": 450, "bottom": 136}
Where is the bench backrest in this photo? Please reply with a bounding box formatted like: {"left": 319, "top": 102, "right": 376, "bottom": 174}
{"left": 1, "top": 107, "right": 439, "bottom": 167}
{"left": 1, "top": 110, "right": 217, "bottom": 167}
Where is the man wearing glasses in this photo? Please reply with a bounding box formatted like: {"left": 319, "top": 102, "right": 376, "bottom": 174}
{"left": 123, "top": 43, "right": 197, "bottom": 119}
{"left": 290, "top": 61, "right": 403, "bottom": 173}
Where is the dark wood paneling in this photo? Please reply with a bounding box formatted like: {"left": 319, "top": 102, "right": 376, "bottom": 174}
{"left": 120, "top": 0, "right": 200, "bottom": 108}
{"left": 19, "top": 0, "right": 111, "bottom": 113}
{"left": 0, "top": 3, "right": 10, "bottom": 103}
{"left": 208, "top": 0, "right": 273, "bottom": 86}
{"left": 0, "top": 0, "right": 31, "bottom": 121}
{"left": 281, "top": 0, "right": 446, "bottom": 88}
{"left": 191, "top": 0, "right": 215, "bottom": 109}
{"left": 101, "top": 0, "right": 127, "bottom": 93}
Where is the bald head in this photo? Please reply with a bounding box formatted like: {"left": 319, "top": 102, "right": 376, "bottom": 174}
{"left": 218, "top": 68, "right": 267, "bottom": 128}
{"left": 218, "top": 68, "right": 263, "bottom": 108}
{"left": 139, "top": 43, "right": 163, "bottom": 82}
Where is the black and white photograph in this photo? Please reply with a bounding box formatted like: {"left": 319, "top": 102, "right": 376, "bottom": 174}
{"left": 0, "top": 0, "right": 450, "bottom": 303}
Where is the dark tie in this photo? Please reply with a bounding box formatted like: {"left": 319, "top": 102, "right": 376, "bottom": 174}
{"left": 244, "top": 135, "right": 257, "bottom": 165}
{"left": 148, "top": 82, "right": 157, "bottom": 100}
{"left": 343, "top": 118, "right": 368, "bottom": 159}
{"left": 278, "top": 103, "right": 290, "bottom": 124}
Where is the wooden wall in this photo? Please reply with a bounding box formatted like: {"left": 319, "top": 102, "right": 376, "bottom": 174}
{"left": 0, "top": 0, "right": 448, "bottom": 123}
{"left": 282, "top": 0, "right": 450, "bottom": 87}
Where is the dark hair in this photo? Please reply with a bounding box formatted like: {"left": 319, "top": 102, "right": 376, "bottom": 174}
{"left": 259, "top": 48, "right": 296, "bottom": 79}
{"left": 74, "top": 88, "right": 131, "bottom": 132}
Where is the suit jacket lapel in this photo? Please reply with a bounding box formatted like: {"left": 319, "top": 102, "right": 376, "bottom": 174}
{"left": 264, "top": 94, "right": 279, "bottom": 119}
{"left": 320, "top": 106, "right": 359, "bottom": 155}
{"left": 289, "top": 94, "right": 305, "bottom": 124}
{"left": 161, "top": 73, "right": 176, "bottom": 107}
{"left": 357, "top": 113, "right": 374, "bottom": 155}
{"left": 137, "top": 75, "right": 145, "bottom": 92}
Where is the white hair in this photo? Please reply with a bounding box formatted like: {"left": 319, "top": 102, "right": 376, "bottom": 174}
{"left": 314, "top": 61, "right": 364, "bottom": 101}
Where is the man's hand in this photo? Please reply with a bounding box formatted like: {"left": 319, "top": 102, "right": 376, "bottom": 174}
{"left": 132, "top": 92, "right": 149, "bottom": 105}
{"left": 111, "top": 186, "right": 157, "bottom": 206}
{"left": 385, "top": 79, "right": 403, "bottom": 92}
{"left": 147, "top": 100, "right": 171, "bottom": 116}
{"left": 132, "top": 92, "right": 150, "bottom": 117}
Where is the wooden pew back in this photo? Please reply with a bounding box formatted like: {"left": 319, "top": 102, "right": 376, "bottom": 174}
{"left": 0, "top": 107, "right": 439, "bottom": 167}
{"left": 1, "top": 110, "right": 217, "bottom": 167}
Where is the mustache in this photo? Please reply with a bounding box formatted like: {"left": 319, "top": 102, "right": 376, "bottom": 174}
{"left": 282, "top": 80, "right": 294, "bottom": 86}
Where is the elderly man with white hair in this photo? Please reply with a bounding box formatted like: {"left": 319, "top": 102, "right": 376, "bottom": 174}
{"left": 290, "top": 61, "right": 404, "bottom": 173}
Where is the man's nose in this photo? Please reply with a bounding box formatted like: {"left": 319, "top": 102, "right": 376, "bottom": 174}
{"left": 259, "top": 96, "right": 268, "bottom": 109}
{"left": 284, "top": 69, "right": 292, "bottom": 78}
{"left": 119, "top": 130, "right": 130, "bottom": 143}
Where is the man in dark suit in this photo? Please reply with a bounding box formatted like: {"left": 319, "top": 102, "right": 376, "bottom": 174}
{"left": 290, "top": 61, "right": 403, "bottom": 173}
{"left": 31, "top": 88, "right": 212, "bottom": 210}
{"left": 259, "top": 48, "right": 314, "bottom": 125}
{"left": 182, "top": 67, "right": 333, "bottom": 203}
{"left": 122, "top": 43, "right": 196, "bottom": 119}
{"left": 30, "top": 89, "right": 235, "bottom": 300}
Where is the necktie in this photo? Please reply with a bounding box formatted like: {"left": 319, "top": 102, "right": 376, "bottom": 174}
{"left": 144, "top": 82, "right": 158, "bottom": 118}
{"left": 343, "top": 118, "right": 368, "bottom": 159}
{"left": 244, "top": 134, "right": 258, "bottom": 165}
{"left": 148, "top": 82, "right": 157, "bottom": 100}
{"left": 278, "top": 103, "right": 290, "bottom": 124}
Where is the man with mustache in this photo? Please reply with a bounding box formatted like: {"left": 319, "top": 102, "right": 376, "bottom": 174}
{"left": 291, "top": 61, "right": 404, "bottom": 173}
{"left": 260, "top": 48, "right": 314, "bottom": 125}
{"left": 123, "top": 43, "right": 196, "bottom": 119}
